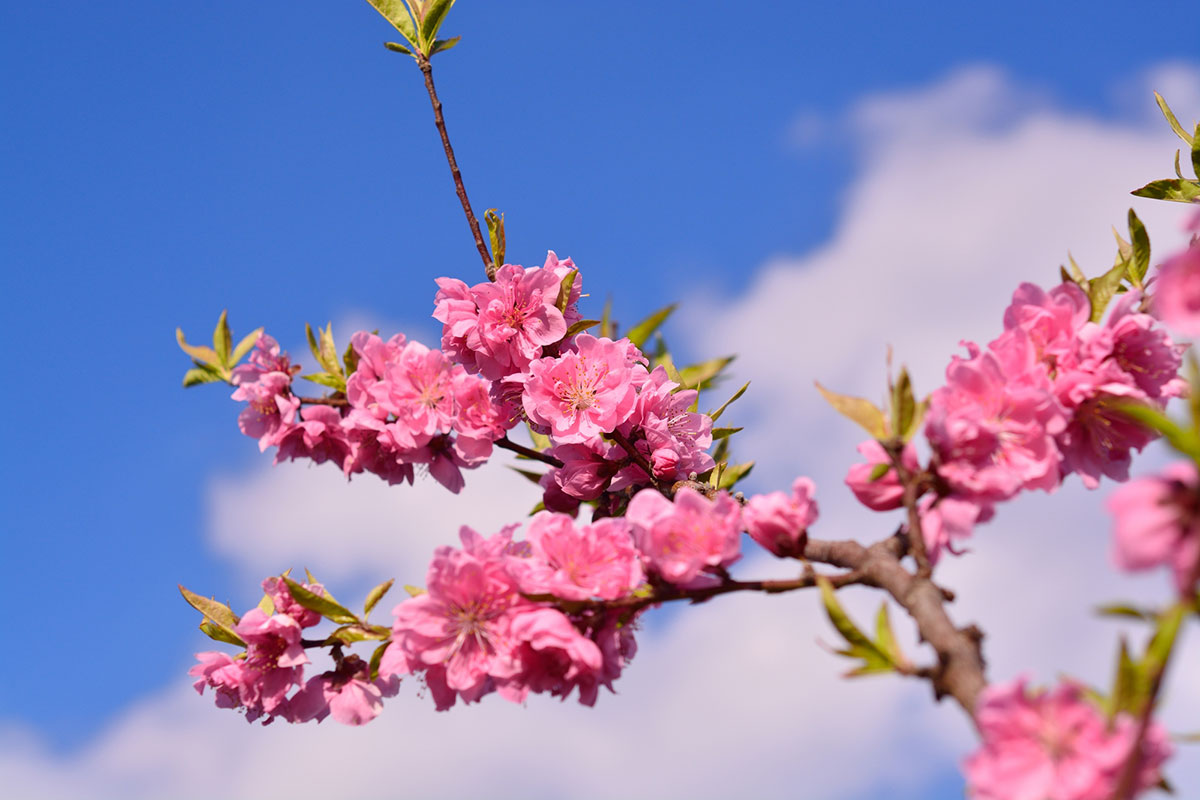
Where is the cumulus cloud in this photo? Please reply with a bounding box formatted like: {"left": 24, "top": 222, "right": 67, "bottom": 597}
{"left": 6, "top": 64, "right": 1200, "bottom": 799}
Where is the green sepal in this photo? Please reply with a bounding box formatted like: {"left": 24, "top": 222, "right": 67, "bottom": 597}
{"left": 282, "top": 576, "right": 359, "bottom": 625}
{"left": 301, "top": 372, "right": 347, "bottom": 391}
{"left": 625, "top": 304, "right": 676, "bottom": 348}
{"left": 213, "top": 310, "right": 232, "bottom": 369}
{"left": 708, "top": 381, "right": 749, "bottom": 423}
{"left": 231, "top": 327, "right": 264, "bottom": 365}
{"left": 363, "top": 578, "right": 395, "bottom": 619}
{"left": 199, "top": 620, "right": 246, "bottom": 648}
{"left": 183, "top": 364, "right": 226, "bottom": 388}
{"left": 815, "top": 381, "right": 888, "bottom": 439}
{"left": 1110, "top": 402, "right": 1200, "bottom": 460}
{"left": 484, "top": 209, "right": 505, "bottom": 268}
{"left": 564, "top": 319, "right": 601, "bottom": 339}
{"left": 1131, "top": 178, "right": 1200, "bottom": 203}
{"left": 678, "top": 355, "right": 735, "bottom": 391}
{"left": 1126, "top": 209, "right": 1151, "bottom": 288}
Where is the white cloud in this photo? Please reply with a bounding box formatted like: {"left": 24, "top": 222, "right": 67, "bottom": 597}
{"left": 7, "top": 64, "right": 1200, "bottom": 799}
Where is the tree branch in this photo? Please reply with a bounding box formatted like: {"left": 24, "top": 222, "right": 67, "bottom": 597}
{"left": 417, "top": 56, "right": 495, "bottom": 280}
{"left": 496, "top": 436, "right": 563, "bottom": 467}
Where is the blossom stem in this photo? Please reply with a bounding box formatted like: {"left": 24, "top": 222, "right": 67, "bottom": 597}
{"left": 495, "top": 436, "right": 564, "bottom": 467}
{"left": 887, "top": 443, "right": 933, "bottom": 578}
{"left": 417, "top": 55, "right": 495, "bottom": 280}
{"left": 606, "top": 428, "right": 669, "bottom": 495}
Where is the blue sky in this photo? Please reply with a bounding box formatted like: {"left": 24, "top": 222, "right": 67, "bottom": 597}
{"left": 2, "top": 1, "right": 1199, "bottom": 798}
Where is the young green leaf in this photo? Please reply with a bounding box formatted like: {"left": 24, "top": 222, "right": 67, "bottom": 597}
{"left": 1131, "top": 178, "right": 1200, "bottom": 203}
{"left": 1193, "top": 122, "right": 1200, "bottom": 179}
{"left": 1154, "top": 92, "right": 1195, "bottom": 146}
{"left": 817, "top": 577, "right": 894, "bottom": 677}
{"left": 555, "top": 270, "right": 578, "bottom": 313}
{"left": 343, "top": 339, "right": 360, "bottom": 377}
{"left": 257, "top": 592, "right": 275, "bottom": 615}
{"left": 384, "top": 40, "right": 414, "bottom": 56}
{"left": 484, "top": 208, "right": 505, "bottom": 267}
{"left": 179, "top": 585, "right": 240, "bottom": 629}
{"left": 1087, "top": 258, "right": 1128, "bottom": 323}
{"left": 709, "top": 381, "right": 749, "bottom": 423}
{"left": 301, "top": 372, "right": 347, "bottom": 391}
{"left": 199, "top": 620, "right": 246, "bottom": 648}
{"left": 282, "top": 576, "right": 359, "bottom": 625}
{"left": 815, "top": 382, "right": 888, "bottom": 439}
{"left": 508, "top": 466, "right": 546, "bottom": 485}
{"left": 430, "top": 36, "right": 461, "bottom": 56}
{"left": 564, "top": 319, "right": 601, "bottom": 339}
{"left": 874, "top": 603, "right": 911, "bottom": 670}
{"left": 176, "top": 328, "right": 221, "bottom": 367}
{"left": 182, "top": 365, "right": 225, "bottom": 388}
{"left": 525, "top": 422, "right": 552, "bottom": 452}
{"left": 1126, "top": 209, "right": 1151, "bottom": 287}
{"left": 1110, "top": 402, "right": 1200, "bottom": 460}
{"left": 711, "top": 426, "right": 742, "bottom": 440}
{"left": 419, "top": 0, "right": 455, "bottom": 49}
{"left": 600, "top": 296, "right": 614, "bottom": 339}
{"left": 1096, "top": 602, "right": 1155, "bottom": 621}
{"left": 368, "top": 640, "right": 390, "bottom": 681}
{"left": 717, "top": 460, "right": 754, "bottom": 489}
{"left": 403, "top": 584, "right": 426, "bottom": 597}
{"left": 890, "top": 366, "right": 918, "bottom": 442}
{"left": 231, "top": 326, "right": 264, "bottom": 365}
{"left": 318, "top": 323, "right": 342, "bottom": 377}
{"left": 678, "top": 355, "right": 736, "bottom": 391}
{"left": 213, "top": 310, "right": 232, "bottom": 368}
{"left": 363, "top": 578, "right": 395, "bottom": 619}
{"left": 625, "top": 304, "right": 677, "bottom": 348}
{"left": 365, "top": 0, "right": 420, "bottom": 48}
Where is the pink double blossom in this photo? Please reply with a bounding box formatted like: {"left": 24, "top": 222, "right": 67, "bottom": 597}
{"left": 743, "top": 477, "right": 818, "bottom": 557}
{"left": 274, "top": 405, "right": 352, "bottom": 467}
{"left": 288, "top": 658, "right": 401, "bottom": 726}
{"left": 511, "top": 513, "right": 643, "bottom": 601}
{"left": 916, "top": 494, "right": 993, "bottom": 565}
{"left": 231, "top": 334, "right": 293, "bottom": 385}
{"left": 963, "top": 676, "right": 1171, "bottom": 800}
{"left": 1154, "top": 232, "right": 1200, "bottom": 336}
{"left": 231, "top": 372, "right": 300, "bottom": 452}
{"left": 844, "top": 440, "right": 918, "bottom": 511}
{"left": 523, "top": 334, "right": 640, "bottom": 444}
{"left": 627, "top": 487, "right": 741, "bottom": 585}
{"left": 1108, "top": 460, "right": 1200, "bottom": 594}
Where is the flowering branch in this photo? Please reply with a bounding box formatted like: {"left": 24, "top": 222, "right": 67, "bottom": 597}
{"left": 417, "top": 54, "right": 495, "bottom": 280}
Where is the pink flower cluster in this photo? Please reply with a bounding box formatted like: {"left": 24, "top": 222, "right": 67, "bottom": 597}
{"left": 190, "top": 578, "right": 395, "bottom": 726}
{"left": 964, "top": 676, "right": 1172, "bottom": 800}
{"left": 1108, "top": 460, "right": 1200, "bottom": 594}
{"left": 1152, "top": 207, "right": 1200, "bottom": 336}
{"left": 434, "top": 254, "right": 716, "bottom": 508}
{"left": 228, "top": 331, "right": 512, "bottom": 494}
{"left": 846, "top": 279, "right": 1184, "bottom": 563}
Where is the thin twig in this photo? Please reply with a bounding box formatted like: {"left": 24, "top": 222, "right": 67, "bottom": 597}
{"left": 607, "top": 428, "right": 669, "bottom": 494}
{"left": 296, "top": 395, "right": 348, "bottom": 407}
{"left": 417, "top": 55, "right": 495, "bottom": 280}
{"left": 496, "top": 436, "right": 563, "bottom": 468}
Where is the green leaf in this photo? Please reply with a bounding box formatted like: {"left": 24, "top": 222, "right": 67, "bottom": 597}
{"left": 525, "top": 422, "right": 552, "bottom": 452}
{"left": 1193, "top": 122, "right": 1200, "bottom": 179}
{"left": 555, "top": 270, "right": 578, "bottom": 313}
{"left": 212, "top": 310, "right": 232, "bottom": 368}
{"left": 625, "top": 304, "right": 676, "bottom": 348}
{"left": 231, "top": 327, "right": 264, "bottom": 365}
{"left": 1065, "top": 252, "right": 1087, "bottom": 285}
{"left": 1144, "top": 603, "right": 1186, "bottom": 676}
{"left": 711, "top": 426, "right": 742, "bottom": 440}
{"left": 257, "top": 592, "right": 275, "bottom": 615}
{"left": 1096, "top": 602, "right": 1155, "bottom": 621}
{"left": 678, "top": 356, "right": 736, "bottom": 391}
{"left": 318, "top": 323, "right": 342, "bottom": 377}
{"left": 430, "top": 36, "right": 461, "bottom": 56}
{"left": 179, "top": 585, "right": 240, "bottom": 629}
{"left": 368, "top": 640, "right": 390, "bottom": 681}
{"left": 403, "top": 584, "right": 426, "bottom": 597}
{"left": 329, "top": 624, "right": 390, "bottom": 644}
{"left": 815, "top": 381, "right": 888, "bottom": 439}
{"left": 282, "top": 576, "right": 359, "bottom": 625}
{"left": 365, "top": 0, "right": 419, "bottom": 48}
{"left": 1110, "top": 402, "right": 1200, "bottom": 460}
{"left": 868, "top": 462, "right": 891, "bottom": 481}
{"left": 1127, "top": 209, "right": 1150, "bottom": 287}
{"left": 564, "top": 319, "right": 601, "bottom": 339}
{"left": 363, "top": 578, "right": 395, "bottom": 619}
{"left": 384, "top": 41, "right": 414, "bottom": 56}
{"left": 305, "top": 323, "right": 322, "bottom": 367}
{"left": 1154, "top": 92, "right": 1195, "bottom": 146}
{"left": 1131, "top": 178, "right": 1200, "bottom": 203}
{"left": 508, "top": 466, "right": 546, "bottom": 485}
{"left": 874, "top": 603, "right": 909, "bottom": 668}
{"left": 890, "top": 367, "right": 918, "bottom": 442}
{"left": 717, "top": 460, "right": 754, "bottom": 489}
{"left": 1087, "top": 257, "right": 1127, "bottom": 322}
{"left": 817, "top": 577, "right": 894, "bottom": 677}
{"left": 1110, "top": 636, "right": 1141, "bottom": 717}
{"left": 343, "top": 339, "right": 360, "bottom": 377}
{"left": 176, "top": 328, "right": 221, "bottom": 367}
{"left": 484, "top": 208, "right": 505, "bottom": 267}
{"left": 182, "top": 364, "right": 225, "bottom": 388}
{"left": 709, "top": 381, "right": 749, "bottom": 423}
{"left": 419, "top": 0, "right": 455, "bottom": 49}
{"left": 199, "top": 620, "right": 246, "bottom": 648}
{"left": 301, "top": 372, "right": 347, "bottom": 391}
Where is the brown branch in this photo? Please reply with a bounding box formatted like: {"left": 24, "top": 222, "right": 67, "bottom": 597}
{"left": 606, "top": 428, "right": 669, "bottom": 494}
{"left": 496, "top": 436, "right": 564, "bottom": 468}
{"left": 886, "top": 442, "right": 933, "bottom": 578}
{"left": 296, "top": 395, "right": 348, "bottom": 407}
{"left": 417, "top": 55, "right": 495, "bottom": 280}
{"left": 803, "top": 534, "right": 988, "bottom": 716}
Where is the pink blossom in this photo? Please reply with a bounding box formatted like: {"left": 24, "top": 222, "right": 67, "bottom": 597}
{"left": 512, "top": 513, "right": 643, "bottom": 601}
{"left": 523, "top": 335, "right": 640, "bottom": 444}
{"left": 743, "top": 477, "right": 818, "bottom": 557}
{"left": 627, "top": 487, "right": 741, "bottom": 585}
{"left": 916, "top": 494, "right": 993, "bottom": 565}
{"left": 261, "top": 576, "right": 324, "bottom": 628}
{"left": 273, "top": 405, "right": 353, "bottom": 468}
{"left": 232, "top": 609, "right": 308, "bottom": 719}
{"left": 926, "top": 341, "right": 1064, "bottom": 502}
{"left": 1108, "top": 461, "right": 1200, "bottom": 594}
{"left": 1053, "top": 364, "right": 1156, "bottom": 489}
{"left": 1083, "top": 291, "right": 1186, "bottom": 401}
{"left": 288, "top": 658, "right": 401, "bottom": 726}
{"left": 1154, "top": 239, "right": 1200, "bottom": 336}
{"left": 995, "top": 282, "right": 1089, "bottom": 368}
{"left": 375, "top": 341, "right": 459, "bottom": 439}
{"left": 231, "top": 372, "right": 300, "bottom": 452}
{"left": 231, "top": 334, "right": 293, "bottom": 385}
{"left": 495, "top": 607, "right": 604, "bottom": 706}
{"left": 189, "top": 651, "right": 246, "bottom": 712}
{"left": 844, "top": 440, "right": 918, "bottom": 511}
{"left": 963, "top": 676, "right": 1172, "bottom": 800}
{"left": 547, "top": 441, "right": 623, "bottom": 500}
{"left": 620, "top": 365, "right": 715, "bottom": 483}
